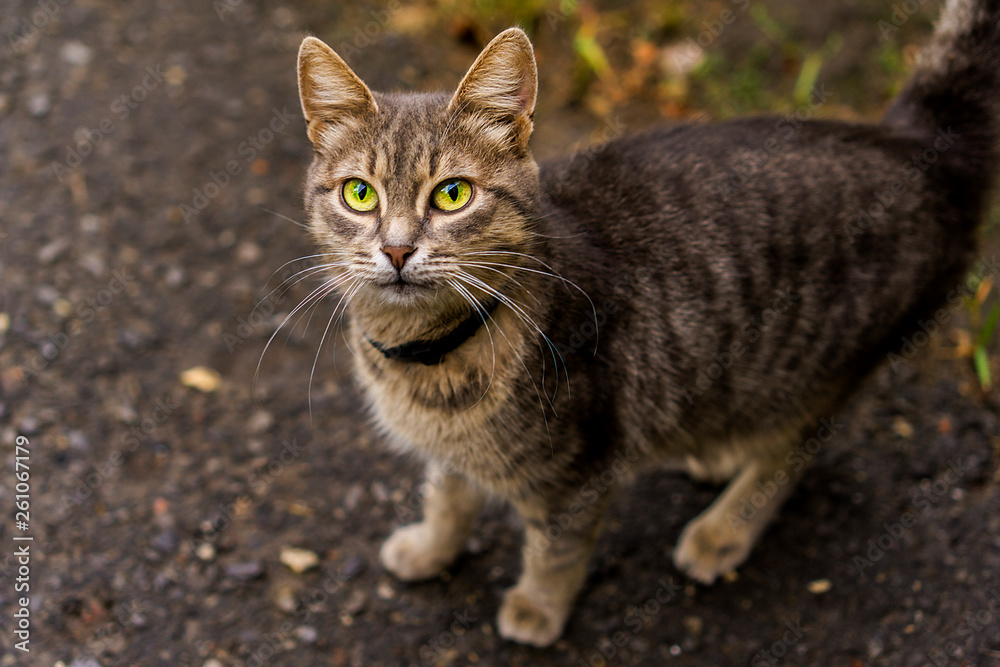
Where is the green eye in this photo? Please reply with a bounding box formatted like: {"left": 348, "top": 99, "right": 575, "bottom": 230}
{"left": 342, "top": 178, "right": 378, "bottom": 212}
{"left": 431, "top": 179, "right": 473, "bottom": 212}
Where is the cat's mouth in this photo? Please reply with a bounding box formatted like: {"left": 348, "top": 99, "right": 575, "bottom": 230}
{"left": 375, "top": 275, "right": 436, "bottom": 300}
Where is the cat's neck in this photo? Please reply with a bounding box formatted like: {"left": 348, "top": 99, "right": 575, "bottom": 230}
{"left": 347, "top": 264, "right": 550, "bottom": 358}
{"left": 348, "top": 286, "right": 495, "bottom": 350}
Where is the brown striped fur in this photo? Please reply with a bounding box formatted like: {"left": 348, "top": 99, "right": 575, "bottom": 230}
{"left": 294, "top": 1, "right": 1000, "bottom": 646}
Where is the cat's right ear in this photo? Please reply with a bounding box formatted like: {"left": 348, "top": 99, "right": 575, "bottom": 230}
{"left": 297, "top": 36, "right": 378, "bottom": 147}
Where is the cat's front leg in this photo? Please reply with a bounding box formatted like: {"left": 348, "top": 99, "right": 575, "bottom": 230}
{"left": 498, "top": 493, "right": 611, "bottom": 647}
{"left": 379, "top": 461, "right": 485, "bottom": 581}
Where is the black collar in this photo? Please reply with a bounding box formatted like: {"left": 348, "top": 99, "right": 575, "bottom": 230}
{"left": 367, "top": 298, "right": 500, "bottom": 366}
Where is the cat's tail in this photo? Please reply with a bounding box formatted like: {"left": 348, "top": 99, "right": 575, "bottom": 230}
{"left": 884, "top": 0, "right": 1000, "bottom": 200}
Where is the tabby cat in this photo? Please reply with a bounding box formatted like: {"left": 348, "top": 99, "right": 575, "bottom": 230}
{"left": 293, "top": 0, "right": 1000, "bottom": 646}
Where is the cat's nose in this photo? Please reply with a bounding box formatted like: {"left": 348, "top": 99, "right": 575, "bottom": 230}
{"left": 382, "top": 245, "right": 416, "bottom": 270}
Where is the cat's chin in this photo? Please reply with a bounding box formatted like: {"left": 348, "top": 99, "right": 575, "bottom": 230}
{"left": 369, "top": 280, "right": 438, "bottom": 307}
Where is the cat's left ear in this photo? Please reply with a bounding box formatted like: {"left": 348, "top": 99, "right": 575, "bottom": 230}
{"left": 448, "top": 28, "right": 538, "bottom": 154}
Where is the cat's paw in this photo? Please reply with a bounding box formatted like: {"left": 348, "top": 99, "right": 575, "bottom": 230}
{"left": 497, "top": 586, "right": 569, "bottom": 647}
{"left": 379, "top": 523, "right": 457, "bottom": 581}
{"left": 673, "top": 513, "right": 752, "bottom": 585}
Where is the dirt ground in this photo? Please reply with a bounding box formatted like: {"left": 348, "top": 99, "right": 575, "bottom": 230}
{"left": 2, "top": 0, "right": 1000, "bottom": 665}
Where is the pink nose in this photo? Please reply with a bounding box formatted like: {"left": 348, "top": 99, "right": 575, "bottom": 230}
{"left": 382, "top": 245, "right": 416, "bottom": 270}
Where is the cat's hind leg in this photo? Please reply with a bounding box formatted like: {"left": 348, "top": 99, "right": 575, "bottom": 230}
{"left": 673, "top": 449, "right": 805, "bottom": 584}
{"left": 380, "top": 461, "right": 486, "bottom": 581}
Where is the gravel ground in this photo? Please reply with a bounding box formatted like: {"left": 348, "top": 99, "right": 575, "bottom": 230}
{"left": 1, "top": 1, "right": 999, "bottom": 666}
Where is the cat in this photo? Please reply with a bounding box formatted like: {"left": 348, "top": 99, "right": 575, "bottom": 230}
{"left": 293, "top": 0, "right": 1000, "bottom": 647}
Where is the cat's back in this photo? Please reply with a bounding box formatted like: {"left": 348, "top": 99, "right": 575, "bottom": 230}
{"left": 533, "top": 116, "right": 978, "bottom": 437}
{"left": 538, "top": 115, "right": 971, "bottom": 286}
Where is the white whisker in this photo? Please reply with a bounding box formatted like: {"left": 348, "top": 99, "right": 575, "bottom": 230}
{"left": 445, "top": 279, "right": 497, "bottom": 409}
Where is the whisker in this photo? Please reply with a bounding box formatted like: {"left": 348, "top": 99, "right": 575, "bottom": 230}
{"left": 445, "top": 279, "right": 497, "bottom": 409}
{"left": 454, "top": 269, "right": 568, "bottom": 403}
{"left": 308, "top": 276, "right": 360, "bottom": 424}
{"left": 450, "top": 274, "right": 554, "bottom": 456}
{"left": 460, "top": 251, "right": 599, "bottom": 353}
{"left": 257, "top": 206, "right": 311, "bottom": 230}
{"left": 256, "top": 262, "right": 353, "bottom": 315}
{"left": 254, "top": 272, "right": 355, "bottom": 400}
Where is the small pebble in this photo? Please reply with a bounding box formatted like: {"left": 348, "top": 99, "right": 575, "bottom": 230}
{"left": 196, "top": 543, "right": 216, "bottom": 562}
{"left": 225, "top": 560, "right": 264, "bottom": 581}
{"left": 164, "top": 265, "right": 186, "bottom": 288}
{"left": 79, "top": 214, "right": 102, "bottom": 233}
{"left": 343, "top": 484, "right": 364, "bottom": 511}
{"left": 60, "top": 41, "right": 93, "bottom": 66}
{"left": 36, "top": 285, "right": 61, "bottom": 304}
{"left": 247, "top": 410, "right": 274, "bottom": 434}
{"left": 53, "top": 298, "right": 72, "bottom": 317}
{"left": 273, "top": 585, "right": 298, "bottom": 613}
{"left": 892, "top": 416, "right": 914, "bottom": 439}
{"left": 682, "top": 615, "right": 703, "bottom": 636}
{"left": 38, "top": 238, "right": 70, "bottom": 264}
{"left": 153, "top": 497, "right": 170, "bottom": 515}
{"left": 376, "top": 580, "right": 395, "bottom": 600}
{"left": 62, "top": 431, "right": 87, "bottom": 452}
{"left": 236, "top": 241, "right": 263, "bottom": 264}
{"left": 18, "top": 417, "right": 39, "bottom": 435}
{"left": 343, "top": 589, "right": 367, "bottom": 615}
{"left": 341, "top": 554, "right": 366, "bottom": 580}
{"left": 180, "top": 366, "right": 221, "bottom": 392}
{"left": 28, "top": 93, "right": 51, "bottom": 117}
{"left": 151, "top": 530, "right": 178, "bottom": 553}
{"left": 280, "top": 546, "right": 319, "bottom": 574}
{"left": 370, "top": 481, "right": 389, "bottom": 503}
{"left": 295, "top": 625, "right": 318, "bottom": 644}
{"left": 807, "top": 578, "right": 832, "bottom": 594}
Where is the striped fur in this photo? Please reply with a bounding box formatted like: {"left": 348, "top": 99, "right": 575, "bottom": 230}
{"left": 295, "top": 2, "right": 1000, "bottom": 647}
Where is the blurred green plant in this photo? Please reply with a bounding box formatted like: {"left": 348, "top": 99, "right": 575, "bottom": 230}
{"left": 965, "top": 277, "right": 1000, "bottom": 391}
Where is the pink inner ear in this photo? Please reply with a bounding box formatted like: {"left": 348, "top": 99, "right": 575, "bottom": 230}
{"left": 514, "top": 75, "right": 534, "bottom": 114}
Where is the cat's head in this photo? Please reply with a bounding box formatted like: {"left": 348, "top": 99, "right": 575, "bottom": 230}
{"left": 297, "top": 29, "right": 540, "bottom": 315}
